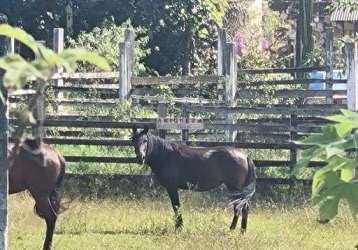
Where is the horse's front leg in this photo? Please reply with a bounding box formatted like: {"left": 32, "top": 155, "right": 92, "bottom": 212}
{"left": 166, "top": 187, "right": 183, "bottom": 229}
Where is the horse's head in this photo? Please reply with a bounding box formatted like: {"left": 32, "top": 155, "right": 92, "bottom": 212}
{"left": 131, "top": 126, "right": 149, "bottom": 164}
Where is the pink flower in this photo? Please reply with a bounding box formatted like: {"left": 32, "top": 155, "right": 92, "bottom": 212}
{"left": 260, "top": 38, "right": 269, "bottom": 50}
{"left": 233, "top": 31, "right": 245, "bottom": 56}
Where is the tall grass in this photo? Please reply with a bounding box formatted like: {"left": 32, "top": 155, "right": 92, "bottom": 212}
{"left": 9, "top": 193, "right": 358, "bottom": 250}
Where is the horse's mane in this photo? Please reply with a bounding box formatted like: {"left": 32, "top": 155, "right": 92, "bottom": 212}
{"left": 23, "top": 138, "right": 41, "bottom": 151}
{"left": 149, "top": 133, "right": 174, "bottom": 153}
{"left": 149, "top": 133, "right": 191, "bottom": 157}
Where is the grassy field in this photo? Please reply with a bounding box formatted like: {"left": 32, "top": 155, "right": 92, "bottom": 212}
{"left": 8, "top": 192, "right": 358, "bottom": 250}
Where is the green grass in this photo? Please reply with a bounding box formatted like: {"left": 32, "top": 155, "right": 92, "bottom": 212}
{"left": 9, "top": 193, "right": 358, "bottom": 250}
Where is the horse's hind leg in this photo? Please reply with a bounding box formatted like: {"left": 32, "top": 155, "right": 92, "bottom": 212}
{"left": 230, "top": 204, "right": 239, "bottom": 230}
{"left": 240, "top": 203, "right": 249, "bottom": 233}
{"left": 34, "top": 195, "right": 57, "bottom": 250}
{"left": 227, "top": 186, "right": 241, "bottom": 230}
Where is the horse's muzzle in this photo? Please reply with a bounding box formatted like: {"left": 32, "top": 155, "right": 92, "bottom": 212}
{"left": 136, "top": 156, "right": 145, "bottom": 165}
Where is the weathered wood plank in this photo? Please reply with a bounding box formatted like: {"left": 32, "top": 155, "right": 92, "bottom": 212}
{"left": 131, "top": 94, "right": 225, "bottom": 105}
{"left": 53, "top": 83, "right": 119, "bottom": 91}
{"left": 9, "top": 118, "right": 326, "bottom": 134}
{"left": 238, "top": 78, "right": 347, "bottom": 86}
{"left": 42, "top": 137, "right": 133, "bottom": 146}
{"left": 186, "top": 141, "right": 296, "bottom": 149}
{"left": 62, "top": 155, "right": 324, "bottom": 169}
{"left": 10, "top": 119, "right": 156, "bottom": 129}
{"left": 346, "top": 42, "right": 358, "bottom": 111}
{"left": 51, "top": 71, "right": 119, "bottom": 80}
{"left": 237, "top": 89, "right": 346, "bottom": 98}
{"left": 237, "top": 66, "right": 329, "bottom": 74}
{"left": 8, "top": 89, "right": 37, "bottom": 96}
{"left": 55, "top": 99, "right": 118, "bottom": 105}
{"left": 186, "top": 104, "right": 345, "bottom": 115}
{"left": 132, "top": 75, "right": 223, "bottom": 86}
{"left": 64, "top": 156, "right": 138, "bottom": 163}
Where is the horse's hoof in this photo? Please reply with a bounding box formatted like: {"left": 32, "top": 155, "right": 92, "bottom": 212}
{"left": 317, "top": 219, "right": 330, "bottom": 224}
{"left": 240, "top": 228, "right": 246, "bottom": 234}
{"left": 175, "top": 224, "right": 183, "bottom": 231}
{"left": 230, "top": 225, "right": 236, "bottom": 230}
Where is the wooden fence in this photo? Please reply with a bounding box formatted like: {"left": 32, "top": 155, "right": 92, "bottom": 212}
{"left": 6, "top": 28, "right": 358, "bottom": 186}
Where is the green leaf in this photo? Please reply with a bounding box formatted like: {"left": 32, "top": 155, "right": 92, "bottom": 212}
{"left": 318, "top": 196, "right": 340, "bottom": 221}
{"left": 59, "top": 49, "right": 111, "bottom": 71}
{"left": 0, "top": 24, "right": 39, "bottom": 55}
{"left": 0, "top": 54, "right": 45, "bottom": 89}
{"left": 312, "top": 170, "right": 341, "bottom": 200}
{"left": 345, "top": 181, "right": 358, "bottom": 219}
{"left": 300, "top": 125, "right": 340, "bottom": 146}
{"left": 341, "top": 168, "right": 355, "bottom": 182}
{"left": 326, "top": 109, "right": 358, "bottom": 136}
{"left": 293, "top": 146, "right": 323, "bottom": 176}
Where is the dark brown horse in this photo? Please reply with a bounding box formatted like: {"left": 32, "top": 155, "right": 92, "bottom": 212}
{"left": 8, "top": 138, "right": 66, "bottom": 250}
{"left": 132, "top": 127, "right": 256, "bottom": 232}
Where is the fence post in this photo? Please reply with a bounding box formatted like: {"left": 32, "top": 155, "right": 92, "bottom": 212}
{"left": 346, "top": 42, "right": 358, "bottom": 111}
{"left": 217, "top": 28, "right": 227, "bottom": 76}
{"left": 325, "top": 27, "right": 333, "bottom": 104}
{"left": 158, "top": 102, "right": 167, "bottom": 138}
{"left": 181, "top": 104, "right": 189, "bottom": 144}
{"left": 125, "top": 29, "right": 135, "bottom": 85}
{"left": 53, "top": 28, "right": 64, "bottom": 112}
{"left": 225, "top": 42, "right": 237, "bottom": 142}
{"left": 344, "top": 42, "right": 358, "bottom": 180}
{"left": 32, "top": 89, "right": 44, "bottom": 142}
{"left": 0, "top": 13, "right": 9, "bottom": 250}
{"left": 118, "top": 29, "right": 134, "bottom": 100}
{"left": 289, "top": 114, "right": 298, "bottom": 191}
{"left": 32, "top": 40, "right": 48, "bottom": 142}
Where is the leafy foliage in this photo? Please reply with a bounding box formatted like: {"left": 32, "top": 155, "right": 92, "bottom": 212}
{"left": 0, "top": 24, "right": 109, "bottom": 92}
{"left": 0, "top": 24, "right": 110, "bottom": 143}
{"left": 295, "top": 109, "right": 358, "bottom": 222}
{"left": 2, "top": 0, "right": 229, "bottom": 75}
{"left": 330, "top": 0, "right": 358, "bottom": 11}
{"left": 68, "top": 19, "right": 149, "bottom": 75}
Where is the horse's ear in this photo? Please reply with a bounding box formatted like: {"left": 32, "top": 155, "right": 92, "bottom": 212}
{"left": 143, "top": 126, "right": 149, "bottom": 134}
{"left": 132, "top": 126, "right": 138, "bottom": 135}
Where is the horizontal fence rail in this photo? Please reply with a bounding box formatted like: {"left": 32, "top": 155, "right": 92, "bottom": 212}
{"left": 237, "top": 89, "right": 346, "bottom": 98}
{"left": 238, "top": 78, "right": 347, "bottom": 86}
{"left": 9, "top": 117, "right": 328, "bottom": 134}
{"left": 132, "top": 75, "right": 223, "bottom": 86}
{"left": 237, "top": 66, "right": 329, "bottom": 74}
{"left": 186, "top": 104, "right": 345, "bottom": 115}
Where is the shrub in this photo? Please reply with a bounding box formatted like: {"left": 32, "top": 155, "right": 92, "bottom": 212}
{"left": 68, "top": 19, "right": 150, "bottom": 75}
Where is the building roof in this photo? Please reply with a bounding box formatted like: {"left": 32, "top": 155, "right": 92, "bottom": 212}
{"left": 331, "top": 7, "right": 358, "bottom": 22}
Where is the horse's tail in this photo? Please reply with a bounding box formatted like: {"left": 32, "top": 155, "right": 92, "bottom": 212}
{"left": 229, "top": 157, "right": 256, "bottom": 214}
{"left": 49, "top": 154, "right": 66, "bottom": 214}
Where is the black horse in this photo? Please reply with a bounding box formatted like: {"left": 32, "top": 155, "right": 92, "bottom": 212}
{"left": 132, "top": 127, "right": 256, "bottom": 232}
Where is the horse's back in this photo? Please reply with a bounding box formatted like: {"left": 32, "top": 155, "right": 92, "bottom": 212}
{"left": 173, "top": 145, "right": 249, "bottom": 191}
{"left": 9, "top": 141, "right": 64, "bottom": 195}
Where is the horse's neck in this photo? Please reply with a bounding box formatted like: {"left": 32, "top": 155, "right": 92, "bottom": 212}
{"left": 146, "top": 136, "right": 174, "bottom": 172}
